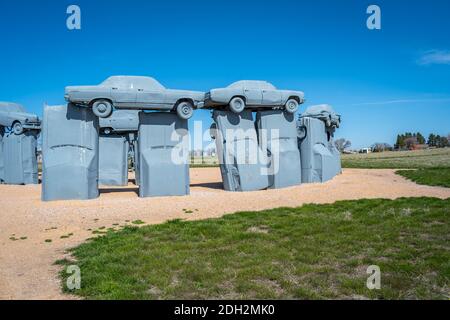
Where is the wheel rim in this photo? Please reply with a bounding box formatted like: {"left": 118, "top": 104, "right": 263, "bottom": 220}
{"left": 287, "top": 101, "right": 297, "bottom": 111}
{"left": 97, "top": 103, "right": 107, "bottom": 113}
{"left": 231, "top": 98, "right": 244, "bottom": 112}
{"left": 181, "top": 104, "right": 191, "bottom": 115}
{"left": 14, "top": 123, "right": 23, "bottom": 134}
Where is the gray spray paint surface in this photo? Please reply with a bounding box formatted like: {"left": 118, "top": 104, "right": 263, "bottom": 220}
{"left": 1, "top": 131, "right": 39, "bottom": 185}
{"left": 256, "top": 110, "right": 302, "bottom": 188}
{"left": 65, "top": 76, "right": 204, "bottom": 119}
{"left": 41, "top": 104, "right": 99, "bottom": 201}
{"left": 98, "top": 134, "right": 129, "bottom": 186}
{"left": 97, "top": 110, "right": 139, "bottom": 186}
{"left": 99, "top": 109, "right": 139, "bottom": 133}
{"left": 138, "top": 112, "right": 190, "bottom": 197}
{"left": 212, "top": 110, "right": 269, "bottom": 192}
{"left": 203, "top": 80, "right": 304, "bottom": 113}
{"left": 0, "top": 102, "right": 41, "bottom": 133}
{"left": 0, "top": 102, "right": 40, "bottom": 185}
{"left": 298, "top": 104, "right": 342, "bottom": 183}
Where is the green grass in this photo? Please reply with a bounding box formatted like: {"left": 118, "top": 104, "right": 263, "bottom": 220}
{"left": 397, "top": 168, "right": 450, "bottom": 188}
{"left": 189, "top": 156, "right": 219, "bottom": 168}
{"left": 58, "top": 197, "right": 450, "bottom": 300}
{"left": 342, "top": 148, "right": 450, "bottom": 169}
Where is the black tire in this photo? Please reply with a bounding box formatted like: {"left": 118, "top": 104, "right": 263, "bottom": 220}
{"left": 12, "top": 121, "right": 24, "bottom": 135}
{"left": 92, "top": 100, "right": 113, "bottom": 118}
{"left": 285, "top": 99, "right": 299, "bottom": 114}
{"left": 229, "top": 97, "right": 245, "bottom": 114}
{"left": 176, "top": 101, "right": 194, "bottom": 120}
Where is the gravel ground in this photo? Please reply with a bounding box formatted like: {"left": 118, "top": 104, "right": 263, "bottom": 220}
{"left": 1, "top": 168, "right": 449, "bottom": 300}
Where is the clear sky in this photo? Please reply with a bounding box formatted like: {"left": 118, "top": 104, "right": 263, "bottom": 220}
{"left": 0, "top": 0, "right": 449, "bottom": 149}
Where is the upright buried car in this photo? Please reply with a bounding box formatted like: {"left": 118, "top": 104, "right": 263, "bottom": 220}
{"left": 203, "top": 80, "right": 304, "bottom": 114}
{"left": 0, "top": 102, "right": 41, "bottom": 135}
{"left": 65, "top": 76, "right": 204, "bottom": 119}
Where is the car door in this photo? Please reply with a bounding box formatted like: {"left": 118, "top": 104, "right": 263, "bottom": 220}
{"left": 136, "top": 87, "right": 166, "bottom": 109}
{"left": 262, "top": 89, "right": 282, "bottom": 106}
{"left": 243, "top": 86, "right": 262, "bottom": 106}
{"left": 111, "top": 81, "right": 137, "bottom": 108}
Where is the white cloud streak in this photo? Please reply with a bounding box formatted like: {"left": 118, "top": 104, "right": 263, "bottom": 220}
{"left": 352, "top": 98, "right": 450, "bottom": 106}
{"left": 417, "top": 50, "right": 450, "bottom": 65}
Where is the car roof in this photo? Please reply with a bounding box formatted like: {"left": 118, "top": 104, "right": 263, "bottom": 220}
{"left": 0, "top": 102, "right": 26, "bottom": 113}
{"left": 227, "top": 80, "right": 276, "bottom": 90}
{"left": 101, "top": 76, "right": 165, "bottom": 90}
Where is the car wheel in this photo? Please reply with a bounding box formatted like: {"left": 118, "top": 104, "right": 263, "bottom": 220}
{"left": 176, "top": 101, "right": 194, "bottom": 120}
{"left": 12, "top": 122, "right": 24, "bottom": 135}
{"left": 229, "top": 97, "right": 245, "bottom": 114}
{"left": 92, "top": 100, "right": 113, "bottom": 118}
{"left": 285, "top": 99, "right": 299, "bottom": 113}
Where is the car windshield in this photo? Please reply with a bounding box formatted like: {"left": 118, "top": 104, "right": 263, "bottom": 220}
{"left": 227, "top": 80, "right": 276, "bottom": 90}
{"left": 101, "top": 76, "right": 165, "bottom": 90}
{"left": 0, "top": 102, "right": 26, "bottom": 113}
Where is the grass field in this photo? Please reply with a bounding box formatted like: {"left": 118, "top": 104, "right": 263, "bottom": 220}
{"left": 341, "top": 148, "right": 450, "bottom": 169}
{"left": 341, "top": 148, "right": 450, "bottom": 188}
{"left": 189, "top": 156, "right": 219, "bottom": 168}
{"left": 397, "top": 168, "right": 450, "bottom": 188}
{"left": 58, "top": 197, "right": 450, "bottom": 300}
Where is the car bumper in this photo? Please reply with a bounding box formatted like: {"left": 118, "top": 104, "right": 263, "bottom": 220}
{"left": 23, "top": 122, "right": 41, "bottom": 130}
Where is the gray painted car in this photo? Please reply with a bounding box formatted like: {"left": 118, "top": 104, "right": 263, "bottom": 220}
{"left": 65, "top": 76, "right": 204, "bottom": 120}
{"left": 0, "top": 102, "right": 41, "bottom": 135}
{"left": 202, "top": 80, "right": 304, "bottom": 114}
{"left": 99, "top": 109, "right": 139, "bottom": 134}
{"left": 300, "top": 104, "right": 341, "bottom": 128}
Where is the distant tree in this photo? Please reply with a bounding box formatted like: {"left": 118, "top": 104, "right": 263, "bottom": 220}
{"left": 428, "top": 134, "right": 436, "bottom": 147}
{"left": 372, "top": 143, "right": 393, "bottom": 152}
{"left": 416, "top": 132, "right": 426, "bottom": 145}
{"left": 436, "top": 136, "right": 450, "bottom": 148}
{"left": 404, "top": 137, "right": 418, "bottom": 150}
{"left": 334, "top": 138, "right": 352, "bottom": 153}
{"left": 395, "top": 134, "right": 404, "bottom": 150}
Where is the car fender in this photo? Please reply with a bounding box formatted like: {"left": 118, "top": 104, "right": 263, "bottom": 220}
{"left": 280, "top": 90, "right": 304, "bottom": 104}
{"left": 211, "top": 88, "right": 244, "bottom": 104}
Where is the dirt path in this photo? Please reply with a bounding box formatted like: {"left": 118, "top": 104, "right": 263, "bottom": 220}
{"left": 1, "top": 168, "right": 449, "bottom": 299}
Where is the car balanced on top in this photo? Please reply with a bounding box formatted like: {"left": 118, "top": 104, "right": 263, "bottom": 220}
{"left": 202, "top": 80, "right": 304, "bottom": 114}
{"left": 65, "top": 76, "right": 205, "bottom": 120}
{"left": 0, "top": 102, "right": 41, "bottom": 135}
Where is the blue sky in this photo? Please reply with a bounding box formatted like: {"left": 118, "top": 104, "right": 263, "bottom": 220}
{"left": 0, "top": 0, "right": 449, "bottom": 149}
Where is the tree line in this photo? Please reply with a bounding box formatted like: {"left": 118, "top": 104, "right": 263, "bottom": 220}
{"left": 395, "top": 132, "right": 450, "bottom": 150}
